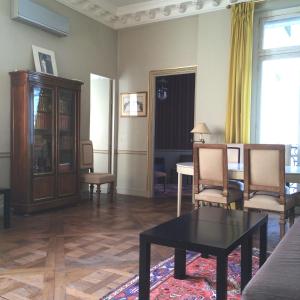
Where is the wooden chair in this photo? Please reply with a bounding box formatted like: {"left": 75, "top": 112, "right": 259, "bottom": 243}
{"left": 154, "top": 157, "right": 167, "bottom": 192}
{"left": 243, "top": 144, "right": 296, "bottom": 239}
{"left": 193, "top": 144, "right": 243, "bottom": 209}
{"left": 227, "top": 145, "right": 244, "bottom": 203}
{"left": 80, "top": 140, "right": 115, "bottom": 204}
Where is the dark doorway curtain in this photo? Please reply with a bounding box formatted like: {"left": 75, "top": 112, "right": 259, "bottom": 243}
{"left": 155, "top": 73, "right": 195, "bottom": 150}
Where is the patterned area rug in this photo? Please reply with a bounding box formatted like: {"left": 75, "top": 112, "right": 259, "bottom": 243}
{"left": 103, "top": 249, "right": 260, "bottom": 300}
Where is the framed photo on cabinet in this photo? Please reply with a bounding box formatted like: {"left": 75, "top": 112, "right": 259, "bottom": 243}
{"left": 32, "top": 45, "right": 58, "bottom": 76}
{"left": 120, "top": 92, "right": 147, "bottom": 117}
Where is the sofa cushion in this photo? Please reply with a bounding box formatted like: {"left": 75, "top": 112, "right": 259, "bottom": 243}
{"left": 194, "top": 187, "right": 243, "bottom": 204}
{"left": 242, "top": 217, "right": 300, "bottom": 300}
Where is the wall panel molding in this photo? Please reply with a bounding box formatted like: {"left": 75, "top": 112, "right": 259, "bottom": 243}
{"left": 94, "top": 149, "right": 109, "bottom": 154}
{"left": 117, "top": 150, "right": 147, "bottom": 156}
{"left": 0, "top": 152, "right": 10, "bottom": 159}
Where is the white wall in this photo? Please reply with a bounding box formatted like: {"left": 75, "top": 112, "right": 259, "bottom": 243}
{"left": 0, "top": 0, "right": 117, "bottom": 187}
{"left": 117, "top": 11, "right": 231, "bottom": 197}
{"left": 90, "top": 74, "right": 110, "bottom": 155}
{"left": 117, "top": 16, "right": 199, "bottom": 196}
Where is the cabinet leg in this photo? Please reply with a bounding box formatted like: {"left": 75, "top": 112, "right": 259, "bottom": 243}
{"left": 89, "top": 184, "right": 94, "bottom": 199}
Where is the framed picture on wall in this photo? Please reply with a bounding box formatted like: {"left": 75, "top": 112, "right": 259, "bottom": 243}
{"left": 32, "top": 45, "right": 58, "bottom": 76}
{"left": 120, "top": 92, "right": 147, "bottom": 117}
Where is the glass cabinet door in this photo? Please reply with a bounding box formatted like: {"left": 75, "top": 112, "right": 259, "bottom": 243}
{"left": 32, "top": 87, "right": 54, "bottom": 174}
{"left": 58, "top": 89, "right": 76, "bottom": 172}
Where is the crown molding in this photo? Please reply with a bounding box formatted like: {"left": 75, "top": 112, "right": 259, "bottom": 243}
{"left": 56, "top": 0, "right": 253, "bottom": 30}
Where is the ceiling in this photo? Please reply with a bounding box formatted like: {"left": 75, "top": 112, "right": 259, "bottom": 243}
{"left": 55, "top": 0, "right": 254, "bottom": 30}
{"left": 109, "top": 0, "right": 154, "bottom": 6}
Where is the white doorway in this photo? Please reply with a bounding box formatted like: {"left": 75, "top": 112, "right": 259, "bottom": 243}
{"left": 90, "top": 74, "right": 116, "bottom": 192}
{"left": 147, "top": 66, "right": 197, "bottom": 198}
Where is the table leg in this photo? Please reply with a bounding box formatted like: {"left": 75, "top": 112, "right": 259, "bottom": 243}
{"left": 139, "top": 237, "right": 151, "bottom": 300}
{"left": 177, "top": 173, "right": 182, "bottom": 217}
{"left": 174, "top": 248, "right": 186, "bottom": 279}
{"left": 3, "top": 190, "right": 10, "bottom": 229}
{"left": 241, "top": 235, "right": 253, "bottom": 291}
{"left": 259, "top": 222, "right": 267, "bottom": 267}
{"left": 216, "top": 254, "right": 228, "bottom": 300}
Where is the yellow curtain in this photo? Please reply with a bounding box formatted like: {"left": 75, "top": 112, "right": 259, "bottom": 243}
{"left": 225, "top": 2, "right": 254, "bottom": 143}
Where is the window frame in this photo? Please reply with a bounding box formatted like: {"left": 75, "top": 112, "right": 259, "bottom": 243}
{"left": 251, "top": 6, "right": 300, "bottom": 143}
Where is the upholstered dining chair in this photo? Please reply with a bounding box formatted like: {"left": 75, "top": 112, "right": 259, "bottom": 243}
{"left": 193, "top": 144, "right": 243, "bottom": 209}
{"left": 227, "top": 144, "right": 244, "bottom": 201}
{"left": 243, "top": 144, "right": 297, "bottom": 239}
{"left": 80, "top": 140, "right": 115, "bottom": 204}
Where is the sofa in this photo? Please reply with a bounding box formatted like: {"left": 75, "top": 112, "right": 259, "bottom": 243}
{"left": 242, "top": 217, "right": 300, "bottom": 300}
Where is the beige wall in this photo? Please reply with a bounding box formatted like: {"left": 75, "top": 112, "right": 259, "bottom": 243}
{"left": 117, "top": 12, "right": 230, "bottom": 197}
{"left": 117, "top": 10, "right": 231, "bottom": 197}
{"left": 0, "top": 0, "right": 231, "bottom": 197}
{"left": 0, "top": 0, "right": 117, "bottom": 187}
{"left": 196, "top": 10, "right": 231, "bottom": 143}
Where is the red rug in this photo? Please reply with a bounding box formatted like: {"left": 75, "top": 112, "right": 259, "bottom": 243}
{"left": 103, "top": 249, "right": 260, "bottom": 300}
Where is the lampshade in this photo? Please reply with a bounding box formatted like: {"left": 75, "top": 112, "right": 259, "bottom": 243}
{"left": 191, "top": 122, "right": 210, "bottom": 134}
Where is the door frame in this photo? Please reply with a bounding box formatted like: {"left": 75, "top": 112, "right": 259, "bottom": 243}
{"left": 146, "top": 65, "right": 197, "bottom": 198}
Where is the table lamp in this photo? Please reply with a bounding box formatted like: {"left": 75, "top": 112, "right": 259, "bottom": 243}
{"left": 191, "top": 122, "right": 210, "bottom": 143}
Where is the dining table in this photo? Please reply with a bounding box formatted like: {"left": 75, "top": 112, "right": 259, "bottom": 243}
{"left": 176, "top": 162, "right": 300, "bottom": 216}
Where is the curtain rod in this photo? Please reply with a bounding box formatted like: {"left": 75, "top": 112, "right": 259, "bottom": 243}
{"left": 227, "top": 0, "right": 266, "bottom": 9}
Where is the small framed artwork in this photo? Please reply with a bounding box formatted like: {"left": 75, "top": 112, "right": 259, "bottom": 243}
{"left": 120, "top": 92, "right": 147, "bottom": 117}
{"left": 32, "top": 45, "right": 58, "bottom": 76}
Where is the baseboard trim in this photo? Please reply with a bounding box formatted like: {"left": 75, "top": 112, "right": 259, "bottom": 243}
{"left": 117, "top": 150, "right": 147, "bottom": 156}
{"left": 116, "top": 186, "right": 147, "bottom": 197}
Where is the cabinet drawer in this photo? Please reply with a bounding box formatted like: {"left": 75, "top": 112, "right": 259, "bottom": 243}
{"left": 33, "top": 176, "right": 55, "bottom": 201}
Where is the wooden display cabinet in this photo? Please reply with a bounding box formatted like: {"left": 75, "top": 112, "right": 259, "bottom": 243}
{"left": 10, "top": 71, "right": 83, "bottom": 214}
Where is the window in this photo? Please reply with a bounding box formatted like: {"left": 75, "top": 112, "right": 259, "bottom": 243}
{"left": 252, "top": 8, "right": 300, "bottom": 150}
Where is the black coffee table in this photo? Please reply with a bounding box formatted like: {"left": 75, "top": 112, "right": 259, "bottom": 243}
{"left": 139, "top": 207, "right": 268, "bottom": 300}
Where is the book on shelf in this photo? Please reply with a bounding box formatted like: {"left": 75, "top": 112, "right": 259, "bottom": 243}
{"left": 37, "top": 92, "right": 52, "bottom": 112}
{"left": 59, "top": 99, "right": 72, "bottom": 114}
{"left": 59, "top": 115, "right": 71, "bottom": 130}
{"left": 35, "top": 112, "right": 52, "bottom": 129}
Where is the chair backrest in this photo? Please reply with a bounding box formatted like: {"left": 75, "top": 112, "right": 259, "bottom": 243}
{"left": 244, "top": 144, "right": 285, "bottom": 201}
{"left": 154, "top": 157, "right": 165, "bottom": 172}
{"left": 193, "top": 144, "right": 228, "bottom": 194}
{"left": 80, "top": 140, "right": 94, "bottom": 170}
{"left": 227, "top": 146, "right": 241, "bottom": 163}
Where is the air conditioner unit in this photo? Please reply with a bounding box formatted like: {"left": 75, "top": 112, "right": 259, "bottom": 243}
{"left": 11, "top": 0, "right": 70, "bottom": 37}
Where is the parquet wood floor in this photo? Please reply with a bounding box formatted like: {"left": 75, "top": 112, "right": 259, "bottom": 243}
{"left": 0, "top": 193, "right": 292, "bottom": 300}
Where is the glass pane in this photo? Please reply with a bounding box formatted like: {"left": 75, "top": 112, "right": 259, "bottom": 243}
{"left": 58, "top": 89, "right": 75, "bottom": 172}
{"left": 33, "top": 87, "right": 53, "bottom": 174}
{"left": 263, "top": 17, "right": 300, "bottom": 49}
{"left": 259, "top": 57, "right": 300, "bottom": 144}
